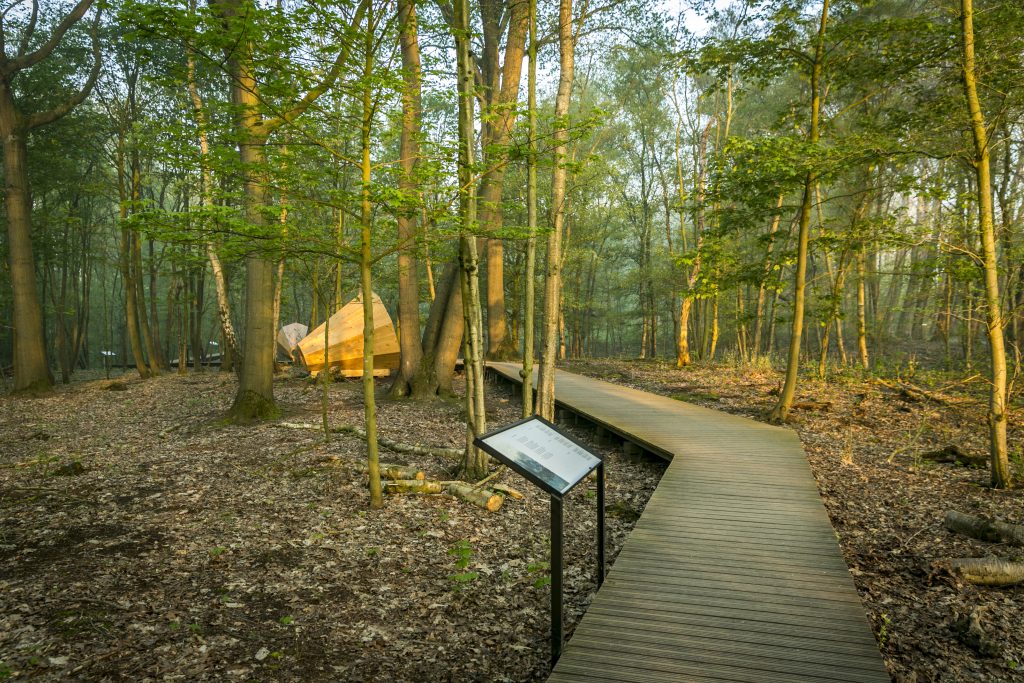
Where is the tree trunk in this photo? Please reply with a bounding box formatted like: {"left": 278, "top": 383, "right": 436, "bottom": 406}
{"left": 359, "top": 12, "right": 383, "bottom": 508}
{"left": 960, "top": 0, "right": 1010, "bottom": 488}
{"left": 389, "top": 0, "right": 424, "bottom": 398}
{"left": 477, "top": 0, "right": 529, "bottom": 361}
{"left": 454, "top": 0, "right": 488, "bottom": 479}
{"left": 521, "top": 0, "right": 538, "bottom": 417}
{"left": 677, "top": 122, "right": 713, "bottom": 368}
{"left": 537, "top": 0, "right": 575, "bottom": 420}
{"left": 753, "top": 194, "right": 785, "bottom": 356}
{"left": 770, "top": 0, "right": 829, "bottom": 424}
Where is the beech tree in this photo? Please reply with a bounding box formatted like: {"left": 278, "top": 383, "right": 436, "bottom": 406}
{"left": 1, "top": 0, "right": 100, "bottom": 392}
{"left": 208, "top": 0, "right": 365, "bottom": 422}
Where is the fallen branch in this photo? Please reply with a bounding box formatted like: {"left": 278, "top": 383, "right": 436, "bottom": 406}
{"left": 922, "top": 445, "right": 987, "bottom": 468}
{"left": 278, "top": 421, "right": 464, "bottom": 459}
{"left": 492, "top": 483, "right": 524, "bottom": 500}
{"left": 792, "top": 400, "right": 832, "bottom": 412}
{"left": 872, "top": 378, "right": 953, "bottom": 406}
{"left": 945, "top": 510, "right": 1024, "bottom": 546}
{"left": 940, "top": 557, "right": 1024, "bottom": 586}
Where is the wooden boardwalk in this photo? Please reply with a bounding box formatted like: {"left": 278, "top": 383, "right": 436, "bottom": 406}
{"left": 486, "top": 363, "right": 890, "bottom": 683}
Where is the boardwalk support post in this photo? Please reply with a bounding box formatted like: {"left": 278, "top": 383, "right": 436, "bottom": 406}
{"left": 597, "top": 462, "right": 605, "bottom": 586}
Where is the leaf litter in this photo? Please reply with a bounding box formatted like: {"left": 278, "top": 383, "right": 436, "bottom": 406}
{"left": 0, "top": 369, "right": 663, "bottom": 682}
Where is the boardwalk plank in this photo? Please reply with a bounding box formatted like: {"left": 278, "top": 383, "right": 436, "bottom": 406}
{"left": 486, "top": 364, "right": 889, "bottom": 683}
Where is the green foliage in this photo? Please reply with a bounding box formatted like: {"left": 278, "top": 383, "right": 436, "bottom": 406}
{"left": 447, "top": 539, "right": 479, "bottom": 584}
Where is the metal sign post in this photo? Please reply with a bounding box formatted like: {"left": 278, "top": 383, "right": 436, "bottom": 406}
{"left": 474, "top": 415, "right": 606, "bottom": 669}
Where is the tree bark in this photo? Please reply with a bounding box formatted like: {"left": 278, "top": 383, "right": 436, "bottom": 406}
{"left": 454, "top": 0, "right": 488, "bottom": 479}
{"left": 0, "top": 0, "right": 101, "bottom": 392}
{"left": 960, "top": 0, "right": 1011, "bottom": 488}
{"left": 389, "top": 0, "right": 424, "bottom": 398}
{"left": 359, "top": 9, "right": 382, "bottom": 508}
{"left": 537, "top": 0, "right": 576, "bottom": 420}
{"left": 521, "top": 0, "right": 539, "bottom": 417}
{"left": 770, "top": 0, "right": 829, "bottom": 424}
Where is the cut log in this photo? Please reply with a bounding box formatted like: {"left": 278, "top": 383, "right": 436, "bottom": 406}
{"left": 945, "top": 510, "right": 1024, "bottom": 546}
{"left": 941, "top": 557, "right": 1024, "bottom": 586}
{"left": 491, "top": 483, "right": 524, "bottom": 500}
{"left": 384, "top": 479, "right": 444, "bottom": 495}
{"left": 922, "top": 445, "right": 987, "bottom": 468}
{"left": 293, "top": 292, "right": 399, "bottom": 376}
{"left": 445, "top": 482, "right": 503, "bottom": 512}
{"left": 352, "top": 462, "right": 425, "bottom": 481}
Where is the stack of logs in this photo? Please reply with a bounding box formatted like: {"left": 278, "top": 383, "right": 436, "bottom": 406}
{"left": 349, "top": 461, "right": 521, "bottom": 512}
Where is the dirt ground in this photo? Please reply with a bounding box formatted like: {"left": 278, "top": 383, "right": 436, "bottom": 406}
{"left": 563, "top": 357, "right": 1024, "bottom": 683}
{"left": 0, "top": 369, "right": 664, "bottom": 682}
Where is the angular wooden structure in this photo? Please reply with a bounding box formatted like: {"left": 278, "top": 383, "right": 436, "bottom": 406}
{"left": 276, "top": 322, "right": 308, "bottom": 361}
{"left": 294, "top": 292, "right": 400, "bottom": 377}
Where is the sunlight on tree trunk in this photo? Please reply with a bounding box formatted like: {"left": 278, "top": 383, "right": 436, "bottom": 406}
{"left": 959, "top": 0, "right": 1011, "bottom": 488}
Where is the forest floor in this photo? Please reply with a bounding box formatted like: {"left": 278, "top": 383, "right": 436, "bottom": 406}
{"left": 0, "top": 369, "right": 664, "bottom": 682}
{"left": 563, "top": 357, "right": 1024, "bottom": 683}
{"left": 3, "top": 359, "right": 1023, "bottom": 682}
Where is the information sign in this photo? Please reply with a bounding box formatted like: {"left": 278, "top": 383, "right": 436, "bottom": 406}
{"left": 476, "top": 417, "right": 601, "bottom": 497}
{"left": 475, "top": 415, "right": 606, "bottom": 668}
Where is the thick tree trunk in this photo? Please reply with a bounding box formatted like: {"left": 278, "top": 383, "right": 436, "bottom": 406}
{"left": 3, "top": 126, "right": 51, "bottom": 392}
{"left": 477, "top": 0, "right": 528, "bottom": 361}
{"left": 409, "top": 262, "right": 462, "bottom": 398}
{"left": 0, "top": 0, "right": 99, "bottom": 392}
{"left": 389, "top": 0, "right": 424, "bottom": 398}
{"left": 960, "top": 0, "right": 1010, "bottom": 488}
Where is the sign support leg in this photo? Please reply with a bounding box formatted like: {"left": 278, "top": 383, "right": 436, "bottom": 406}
{"left": 551, "top": 495, "right": 563, "bottom": 668}
{"left": 597, "top": 463, "right": 605, "bottom": 586}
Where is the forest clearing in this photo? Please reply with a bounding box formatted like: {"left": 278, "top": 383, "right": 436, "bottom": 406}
{"left": 3, "top": 0, "right": 1024, "bottom": 680}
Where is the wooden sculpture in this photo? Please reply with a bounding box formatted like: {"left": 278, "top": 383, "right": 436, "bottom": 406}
{"left": 294, "top": 292, "right": 400, "bottom": 377}
{"left": 276, "top": 322, "right": 308, "bottom": 361}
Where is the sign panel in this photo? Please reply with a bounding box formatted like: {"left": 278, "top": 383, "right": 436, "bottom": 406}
{"left": 475, "top": 416, "right": 602, "bottom": 497}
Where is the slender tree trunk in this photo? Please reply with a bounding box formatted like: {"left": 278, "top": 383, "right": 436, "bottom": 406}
{"left": 454, "top": 0, "right": 488, "bottom": 478}
{"left": 359, "top": 13, "right": 383, "bottom": 507}
{"left": 521, "top": 0, "right": 538, "bottom": 417}
{"left": 770, "top": 0, "right": 829, "bottom": 423}
{"left": 186, "top": 45, "right": 242, "bottom": 371}
{"left": 960, "top": 0, "right": 1010, "bottom": 487}
{"left": 753, "top": 194, "right": 785, "bottom": 356}
{"left": 537, "top": 0, "right": 575, "bottom": 420}
{"left": 676, "top": 122, "right": 712, "bottom": 368}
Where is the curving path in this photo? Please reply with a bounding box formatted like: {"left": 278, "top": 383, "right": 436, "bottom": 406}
{"left": 486, "top": 363, "right": 890, "bottom": 683}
